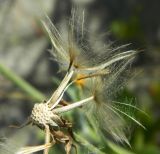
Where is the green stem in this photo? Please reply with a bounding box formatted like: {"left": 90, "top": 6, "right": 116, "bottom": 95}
{"left": 75, "top": 133, "right": 107, "bottom": 154}
{"left": 0, "top": 63, "right": 45, "bottom": 101}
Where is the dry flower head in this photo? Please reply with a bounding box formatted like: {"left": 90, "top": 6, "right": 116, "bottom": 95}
{"left": 9, "top": 8, "right": 145, "bottom": 154}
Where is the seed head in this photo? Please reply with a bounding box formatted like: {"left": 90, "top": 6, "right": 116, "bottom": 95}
{"left": 39, "top": 8, "right": 144, "bottom": 146}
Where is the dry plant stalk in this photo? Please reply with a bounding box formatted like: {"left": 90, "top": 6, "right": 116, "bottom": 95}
{"left": 16, "top": 8, "right": 144, "bottom": 154}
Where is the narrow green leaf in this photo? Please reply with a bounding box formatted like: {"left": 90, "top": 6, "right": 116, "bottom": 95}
{"left": 107, "top": 140, "right": 135, "bottom": 154}
{"left": 0, "top": 63, "right": 45, "bottom": 102}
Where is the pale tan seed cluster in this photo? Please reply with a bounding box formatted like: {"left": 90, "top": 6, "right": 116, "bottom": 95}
{"left": 30, "top": 103, "right": 58, "bottom": 127}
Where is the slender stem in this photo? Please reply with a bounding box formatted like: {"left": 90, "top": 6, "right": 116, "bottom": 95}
{"left": 50, "top": 80, "right": 75, "bottom": 110}
{"left": 47, "top": 70, "right": 74, "bottom": 107}
{"left": 44, "top": 125, "right": 50, "bottom": 154}
{"left": 53, "top": 96, "right": 94, "bottom": 113}
{"left": 0, "top": 63, "right": 45, "bottom": 102}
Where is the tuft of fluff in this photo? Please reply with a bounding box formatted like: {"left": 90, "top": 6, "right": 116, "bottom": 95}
{"left": 41, "top": 8, "right": 136, "bottom": 75}
{"left": 41, "top": 8, "right": 143, "bottom": 145}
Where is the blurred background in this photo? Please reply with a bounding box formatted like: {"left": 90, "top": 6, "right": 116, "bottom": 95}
{"left": 0, "top": 0, "right": 160, "bottom": 154}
